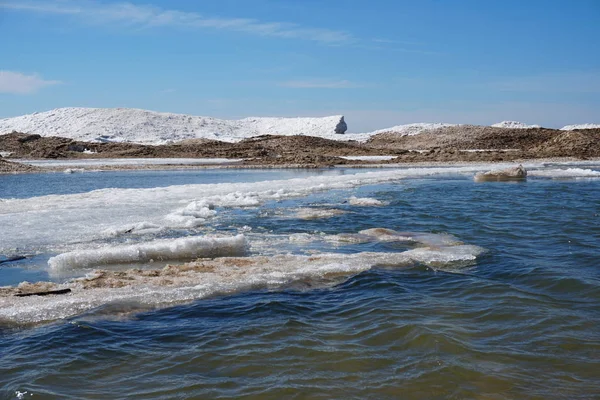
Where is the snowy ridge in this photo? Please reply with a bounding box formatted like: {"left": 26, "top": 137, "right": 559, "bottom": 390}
{"left": 2, "top": 107, "right": 599, "bottom": 145}
{"left": 0, "top": 107, "right": 348, "bottom": 145}
{"left": 560, "top": 123, "right": 600, "bottom": 130}
{"left": 491, "top": 121, "right": 540, "bottom": 129}
{"left": 367, "top": 123, "right": 457, "bottom": 136}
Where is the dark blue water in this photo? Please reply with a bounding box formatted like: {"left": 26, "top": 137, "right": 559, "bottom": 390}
{"left": 1, "top": 168, "right": 599, "bottom": 399}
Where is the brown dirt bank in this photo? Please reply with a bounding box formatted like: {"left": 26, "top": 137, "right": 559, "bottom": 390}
{"left": 368, "top": 125, "right": 600, "bottom": 156}
{"left": 0, "top": 158, "right": 42, "bottom": 174}
{"left": 1, "top": 126, "right": 598, "bottom": 168}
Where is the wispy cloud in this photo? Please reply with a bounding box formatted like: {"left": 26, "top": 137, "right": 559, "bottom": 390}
{"left": 279, "top": 79, "right": 363, "bottom": 89}
{"left": 0, "top": 70, "right": 61, "bottom": 94}
{"left": 0, "top": 0, "right": 354, "bottom": 44}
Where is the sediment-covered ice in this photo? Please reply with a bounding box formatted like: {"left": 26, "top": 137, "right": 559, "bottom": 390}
{"left": 474, "top": 165, "right": 527, "bottom": 182}
{"left": 48, "top": 235, "right": 248, "bottom": 271}
{"left": 0, "top": 229, "right": 485, "bottom": 325}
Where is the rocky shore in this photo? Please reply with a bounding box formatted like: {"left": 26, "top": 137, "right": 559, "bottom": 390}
{"left": 0, "top": 125, "right": 598, "bottom": 172}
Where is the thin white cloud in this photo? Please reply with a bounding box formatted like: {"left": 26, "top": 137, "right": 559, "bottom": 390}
{"left": 0, "top": 0, "right": 354, "bottom": 44}
{"left": 0, "top": 70, "right": 61, "bottom": 94}
{"left": 279, "top": 80, "right": 363, "bottom": 89}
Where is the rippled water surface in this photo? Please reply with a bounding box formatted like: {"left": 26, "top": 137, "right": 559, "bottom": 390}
{"left": 1, "top": 164, "right": 599, "bottom": 399}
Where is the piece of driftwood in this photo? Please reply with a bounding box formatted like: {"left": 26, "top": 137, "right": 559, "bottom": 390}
{"left": 15, "top": 288, "right": 72, "bottom": 297}
{"left": 0, "top": 256, "right": 26, "bottom": 265}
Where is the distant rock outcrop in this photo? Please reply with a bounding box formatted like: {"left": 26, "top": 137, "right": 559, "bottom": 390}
{"left": 335, "top": 116, "right": 347, "bottom": 134}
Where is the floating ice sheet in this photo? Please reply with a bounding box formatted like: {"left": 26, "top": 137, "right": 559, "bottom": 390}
{"left": 1, "top": 163, "right": 582, "bottom": 254}
{"left": 0, "top": 235, "right": 485, "bottom": 325}
{"left": 0, "top": 166, "right": 495, "bottom": 253}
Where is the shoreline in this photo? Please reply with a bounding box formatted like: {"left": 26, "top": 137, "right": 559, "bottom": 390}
{"left": 2, "top": 156, "right": 599, "bottom": 175}
{"left": 2, "top": 126, "right": 599, "bottom": 174}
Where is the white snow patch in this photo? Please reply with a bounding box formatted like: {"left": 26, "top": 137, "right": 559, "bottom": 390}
{"left": 366, "top": 123, "right": 457, "bottom": 137}
{"left": 339, "top": 155, "right": 397, "bottom": 161}
{"left": 560, "top": 123, "right": 600, "bottom": 130}
{"left": 491, "top": 121, "right": 540, "bottom": 129}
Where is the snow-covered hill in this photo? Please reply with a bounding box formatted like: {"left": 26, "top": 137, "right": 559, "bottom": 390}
{"left": 366, "top": 123, "right": 457, "bottom": 136}
{"left": 0, "top": 108, "right": 348, "bottom": 144}
{"left": 560, "top": 123, "right": 600, "bottom": 130}
{"left": 491, "top": 121, "right": 540, "bottom": 129}
{"left": 1, "top": 107, "right": 598, "bottom": 145}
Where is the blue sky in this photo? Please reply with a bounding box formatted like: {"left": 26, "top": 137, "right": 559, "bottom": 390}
{"left": 0, "top": 0, "right": 598, "bottom": 131}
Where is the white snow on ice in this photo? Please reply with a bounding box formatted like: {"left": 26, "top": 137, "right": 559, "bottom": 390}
{"left": 48, "top": 235, "right": 248, "bottom": 272}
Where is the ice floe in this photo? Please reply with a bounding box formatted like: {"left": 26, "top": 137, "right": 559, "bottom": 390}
{"left": 48, "top": 235, "right": 247, "bottom": 272}
{"left": 0, "top": 228, "right": 485, "bottom": 325}
{"left": 348, "top": 196, "right": 385, "bottom": 206}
